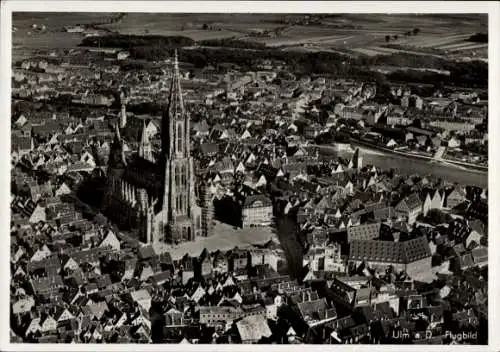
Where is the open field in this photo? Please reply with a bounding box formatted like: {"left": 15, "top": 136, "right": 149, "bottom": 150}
{"left": 13, "top": 12, "right": 116, "bottom": 31}
{"left": 254, "top": 34, "right": 353, "bottom": 47}
{"left": 12, "top": 13, "right": 113, "bottom": 60}
{"left": 445, "top": 43, "right": 488, "bottom": 52}
{"left": 384, "top": 33, "right": 488, "bottom": 59}
{"left": 350, "top": 45, "right": 445, "bottom": 58}
{"left": 440, "top": 41, "right": 484, "bottom": 50}
{"left": 390, "top": 33, "right": 473, "bottom": 47}
{"left": 12, "top": 13, "right": 487, "bottom": 61}
{"left": 98, "top": 13, "right": 290, "bottom": 39}
{"left": 12, "top": 32, "right": 86, "bottom": 61}
{"left": 244, "top": 15, "right": 485, "bottom": 56}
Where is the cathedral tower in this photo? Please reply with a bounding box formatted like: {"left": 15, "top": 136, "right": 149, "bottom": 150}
{"left": 159, "top": 50, "right": 199, "bottom": 243}
{"left": 103, "top": 51, "right": 202, "bottom": 245}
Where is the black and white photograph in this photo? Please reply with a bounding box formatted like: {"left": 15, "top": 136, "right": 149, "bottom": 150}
{"left": 2, "top": 1, "right": 498, "bottom": 349}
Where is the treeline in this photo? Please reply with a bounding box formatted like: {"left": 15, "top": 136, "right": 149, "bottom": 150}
{"left": 197, "top": 38, "right": 267, "bottom": 49}
{"left": 468, "top": 33, "right": 488, "bottom": 43}
{"left": 79, "top": 34, "right": 487, "bottom": 87}
{"left": 387, "top": 59, "right": 488, "bottom": 88}
{"left": 133, "top": 47, "right": 488, "bottom": 87}
{"left": 80, "top": 34, "right": 195, "bottom": 49}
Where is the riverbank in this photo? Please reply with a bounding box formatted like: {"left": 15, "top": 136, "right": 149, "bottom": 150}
{"left": 312, "top": 142, "right": 487, "bottom": 188}
{"left": 348, "top": 138, "right": 488, "bottom": 173}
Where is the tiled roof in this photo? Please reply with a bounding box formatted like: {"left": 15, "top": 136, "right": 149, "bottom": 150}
{"left": 347, "top": 222, "right": 381, "bottom": 242}
{"left": 27, "top": 255, "right": 61, "bottom": 273}
{"left": 350, "top": 240, "right": 405, "bottom": 264}
{"left": 397, "top": 193, "right": 422, "bottom": 212}
{"left": 296, "top": 297, "right": 335, "bottom": 323}
{"left": 31, "top": 275, "right": 63, "bottom": 293}
{"left": 71, "top": 247, "right": 111, "bottom": 264}
{"left": 403, "top": 236, "right": 432, "bottom": 263}
{"left": 349, "top": 236, "right": 430, "bottom": 264}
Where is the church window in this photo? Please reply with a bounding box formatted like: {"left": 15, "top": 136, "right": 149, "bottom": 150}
{"left": 177, "top": 124, "right": 183, "bottom": 153}
{"left": 175, "top": 168, "right": 180, "bottom": 187}
{"left": 181, "top": 165, "right": 186, "bottom": 189}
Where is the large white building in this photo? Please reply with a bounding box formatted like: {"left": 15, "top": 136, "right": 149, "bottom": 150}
{"left": 241, "top": 195, "right": 273, "bottom": 227}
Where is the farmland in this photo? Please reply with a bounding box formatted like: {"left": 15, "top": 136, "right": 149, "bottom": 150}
{"left": 12, "top": 13, "right": 488, "bottom": 64}
{"left": 12, "top": 13, "right": 118, "bottom": 60}
{"left": 96, "top": 13, "right": 287, "bottom": 39}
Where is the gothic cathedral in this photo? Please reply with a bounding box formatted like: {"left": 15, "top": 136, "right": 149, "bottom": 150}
{"left": 102, "top": 51, "right": 203, "bottom": 244}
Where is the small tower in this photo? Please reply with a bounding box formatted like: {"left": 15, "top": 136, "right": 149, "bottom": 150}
{"left": 199, "top": 179, "right": 215, "bottom": 237}
{"left": 139, "top": 120, "right": 153, "bottom": 162}
{"left": 119, "top": 90, "right": 127, "bottom": 129}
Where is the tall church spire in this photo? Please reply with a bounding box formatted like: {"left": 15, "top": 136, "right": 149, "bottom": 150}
{"left": 169, "top": 49, "right": 184, "bottom": 116}
{"left": 159, "top": 49, "right": 198, "bottom": 243}
{"left": 162, "top": 49, "right": 189, "bottom": 160}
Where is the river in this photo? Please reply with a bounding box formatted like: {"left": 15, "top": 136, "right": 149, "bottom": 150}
{"left": 316, "top": 144, "right": 488, "bottom": 188}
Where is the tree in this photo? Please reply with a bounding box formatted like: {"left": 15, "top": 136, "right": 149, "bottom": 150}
{"left": 393, "top": 34, "right": 399, "bottom": 40}
{"left": 385, "top": 35, "right": 390, "bottom": 42}
{"left": 413, "top": 28, "right": 421, "bottom": 35}
{"left": 202, "top": 23, "right": 208, "bottom": 30}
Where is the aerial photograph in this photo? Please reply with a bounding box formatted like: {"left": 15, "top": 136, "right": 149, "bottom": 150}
{"left": 10, "top": 12, "right": 488, "bottom": 345}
